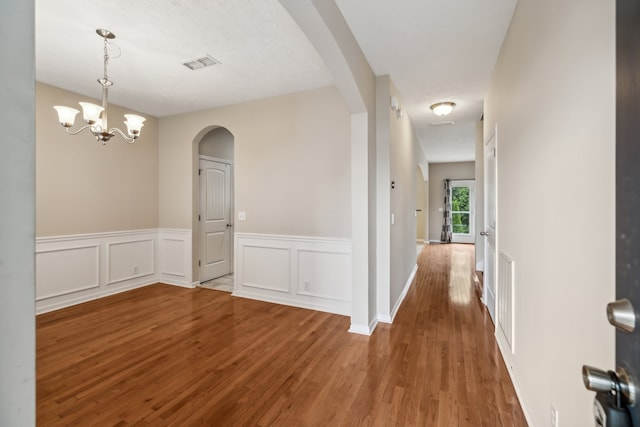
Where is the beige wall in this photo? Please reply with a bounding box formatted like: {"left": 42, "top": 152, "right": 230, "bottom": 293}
{"left": 386, "top": 79, "right": 419, "bottom": 307}
{"left": 428, "top": 162, "right": 475, "bottom": 242}
{"left": 375, "top": 75, "right": 421, "bottom": 316}
{"left": 159, "top": 86, "right": 351, "bottom": 278}
{"left": 279, "top": 0, "right": 379, "bottom": 332}
{"left": 36, "top": 82, "right": 159, "bottom": 236}
{"left": 484, "top": 0, "right": 614, "bottom": 424}
{"left": 199, "top": 127, "right": 234, "bottom": 160}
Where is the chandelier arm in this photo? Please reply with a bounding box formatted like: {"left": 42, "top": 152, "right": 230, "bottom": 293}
{"left": 64, "top": 124, "right": 94, "bottom": 136}
{"left": 109, "top": 127, "right": 137, "bottom": 144}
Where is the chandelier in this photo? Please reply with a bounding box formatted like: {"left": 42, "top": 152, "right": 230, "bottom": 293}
{"left": 53, "top": 29, "right": 146, "bottom": 145}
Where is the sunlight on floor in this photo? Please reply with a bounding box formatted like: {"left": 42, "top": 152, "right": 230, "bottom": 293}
{"left": 449, "top": 248, "right": 472, "bottom": 305}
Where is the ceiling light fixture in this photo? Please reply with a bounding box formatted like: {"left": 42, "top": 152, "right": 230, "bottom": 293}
{"left": 430, "top": 102, "right": 456, "bottom": 116}
{"left": 53, "top": 29, "right": 146, "bottom": 145}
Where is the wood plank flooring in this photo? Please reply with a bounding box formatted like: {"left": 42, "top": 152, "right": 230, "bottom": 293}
{"left": 37, "top": 243, "right": 527, "bottom": 426}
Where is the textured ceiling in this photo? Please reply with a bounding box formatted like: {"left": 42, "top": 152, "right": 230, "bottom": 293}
{"left": 35, "top": 0, "right": 334, "bottom": 117}
{"left": 335, "top": 0, "right": 517, "bottom": 163}
{"left": 36, "top": 0, "right": 517, "bottom": 162}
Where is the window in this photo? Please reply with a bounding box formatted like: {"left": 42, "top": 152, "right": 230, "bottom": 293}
{"left": 451, "top": 186, "right": 470, "bottom": 234}
{"left": 450, "top": 180, "right": 475, "bottom": 243}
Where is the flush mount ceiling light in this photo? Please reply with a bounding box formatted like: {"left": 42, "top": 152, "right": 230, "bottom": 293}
{"left": 430, "top": 102, "right": 456, "bottom": 116}
{"left": 53, "top": 29, "right": 146, "bottom": 145}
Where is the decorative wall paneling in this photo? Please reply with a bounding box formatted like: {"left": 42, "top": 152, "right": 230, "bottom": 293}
{"left": 234, "top": 233, "right": 352, "bottom": 316}
{"left": 36, "top": 229, "right": 191, "bottom": 313}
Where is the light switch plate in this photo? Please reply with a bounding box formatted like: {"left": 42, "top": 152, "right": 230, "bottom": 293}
{"left": 238, "top": 211, "right": 246, "bottom": 221}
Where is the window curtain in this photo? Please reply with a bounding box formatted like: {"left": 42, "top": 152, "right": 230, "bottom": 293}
{"left": 440, "top": 179, "right": 452, "bottom": 243}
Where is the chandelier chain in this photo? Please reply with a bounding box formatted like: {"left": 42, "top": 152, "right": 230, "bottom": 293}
{"left": 103, "top": 37, "right": 109, "bottom": 81}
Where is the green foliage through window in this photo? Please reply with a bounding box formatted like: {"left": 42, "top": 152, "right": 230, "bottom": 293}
{"left": 451, "top": 187, "right": 470, "bottom": 234}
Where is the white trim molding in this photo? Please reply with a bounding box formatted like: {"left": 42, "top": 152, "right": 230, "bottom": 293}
{"left": 391, "top": 264, "right": 418, "bottom": 321}
{"left": 158, "top": 229, "right": 193, "bottom": 288}
{"left": 36, "top": 229, "right": 192, "bottom": 313}
{"left": 234, "top": 233, "right": 352, "bottom": 316}
{"left": 378, "top": 264, "right": 418, "bottom": 324}
{"left": 349, "top": 316, "right": 378, "bottom": 336}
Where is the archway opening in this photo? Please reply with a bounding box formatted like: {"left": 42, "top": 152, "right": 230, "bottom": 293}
{"left": 194, "top": 126, "right": 235, "bottom": 289}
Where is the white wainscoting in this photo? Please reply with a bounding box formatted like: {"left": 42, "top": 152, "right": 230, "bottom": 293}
{"left": 158, "top": 229, "right": 193, "bottom": 288}
{"left": 36, "top": 229, "right": 192, "bottom": 314}
{"left": 234, "top": 233, "right": 352, "bottom": 316}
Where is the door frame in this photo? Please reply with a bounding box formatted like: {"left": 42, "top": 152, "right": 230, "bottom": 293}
{"left": 483, "top": 126, "right": 498, "bottom": 324}
{"left": 450, "top": 179, "right": 475, "bottom": 244}
{"left": 199, "top": 154, "right": 234, "bottom": 282}
{"left": 615, "top": 0, "right": 640, "bottom": 421}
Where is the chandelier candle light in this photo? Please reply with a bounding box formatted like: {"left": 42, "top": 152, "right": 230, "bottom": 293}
{"left": 53, "top": 29, "right": 146, "bottom": 145}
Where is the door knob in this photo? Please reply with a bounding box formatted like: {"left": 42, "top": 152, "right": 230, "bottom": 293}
{"left": 480, "top": 231, "right": 488, "bottom": 236}
{"left": 607, "top": 298, "right": 636, "bottom": 332}
{"left": 583, "top": 365, "right": 637, "bottom": 405}
{"left": 583, "top": 365, "right": 616, "bottom": 393}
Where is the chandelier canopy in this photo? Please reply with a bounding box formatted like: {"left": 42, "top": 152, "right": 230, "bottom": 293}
{"left": 53, "top": 29, "right": 146, "bottom": 145}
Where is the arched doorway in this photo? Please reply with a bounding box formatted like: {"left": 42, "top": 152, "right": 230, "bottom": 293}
{"left": 197, "top": 127, "right": 235, "bottom": 288}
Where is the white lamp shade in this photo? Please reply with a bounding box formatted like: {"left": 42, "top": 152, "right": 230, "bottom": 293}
{"left": 53, "top": 106, "right": 80, "bottom": 127}
{"left": 430, "top": 102, "right": 456, "bottom": 116}
{"left": 124, "top": 114, "right": 146, "bottom": 136}
{"left": 79, "top": 102, "right": 104, "bottom": 124}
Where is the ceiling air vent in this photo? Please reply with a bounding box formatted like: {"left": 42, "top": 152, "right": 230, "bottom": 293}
{"left": 183, "top": 55, "right": 220, "bottom": 70}
{"left": 429, "top": 121, "right": 455, "bottom": 126}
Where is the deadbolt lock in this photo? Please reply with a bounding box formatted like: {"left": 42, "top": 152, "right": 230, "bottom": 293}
{"left": 607, "top": 298, "right": 636, "bottom": 333}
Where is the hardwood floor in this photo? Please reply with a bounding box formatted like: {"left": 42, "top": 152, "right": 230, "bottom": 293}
{"left": 37, "top": 244, "right": 527, "bottom": 426}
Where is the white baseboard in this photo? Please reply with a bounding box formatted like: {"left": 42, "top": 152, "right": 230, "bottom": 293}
{"left": 160, "top": 278, "right": 196, "bottom": 289}
{"left": 390, "top": 264, "right": 417, "bottom": 322}
{"left": 232, "top": 289, "right": 350, "bottom": 316}
{"left": 377, "top": 314, "right": 392, "bottom": 323}
{"left": 36, "top": 228, "right": 192, "bottom": 314}
{"left": 378, "top": 264, "right": 418, "bottom": 324}
{"left": 234, "top": 233, "right": 352, "bottom": 316}
{"left": 349, "top": 316, "right": 378, "bottom": 336}
{"left": 495, "top": 331, "right": 534, "bottom": 426}
{"left": 36, "top": 280, "right": 156, "bottom": 314}
{"left": 428, "top": 239, "right": 442, "bottom": 244}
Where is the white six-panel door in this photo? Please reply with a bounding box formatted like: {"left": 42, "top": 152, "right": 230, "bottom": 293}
{"left": 199, "top": 158, "right": 232, "bottom": 282}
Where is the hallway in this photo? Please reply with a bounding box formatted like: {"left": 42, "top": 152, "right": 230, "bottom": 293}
{"left": 37, "top": 244, "right": 527, "bottom": 426}
{"left": 393, "top": 244, "right": 527, "bottom": 425}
